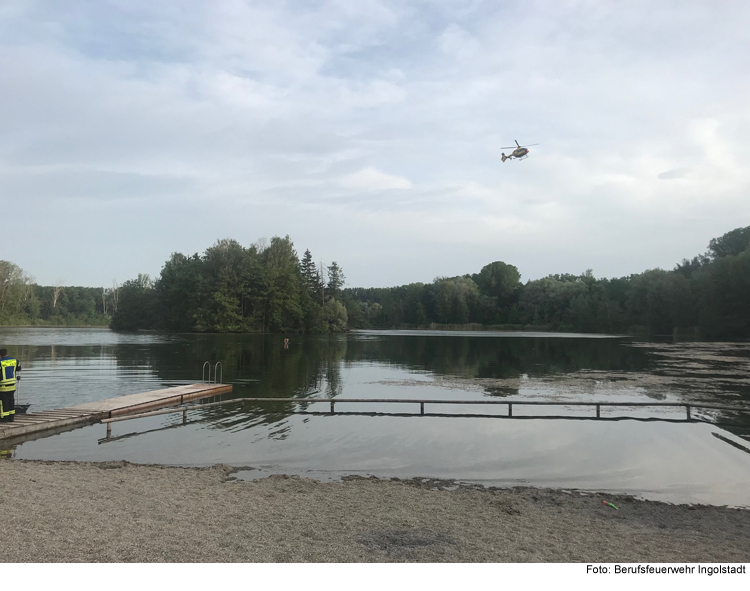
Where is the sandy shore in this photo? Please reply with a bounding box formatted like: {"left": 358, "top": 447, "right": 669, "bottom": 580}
{"left": 1, "top": 460, "right": 749, "bottom": 563}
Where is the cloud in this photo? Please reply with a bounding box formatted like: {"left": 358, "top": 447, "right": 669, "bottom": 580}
{"left": 340, "top": 167, "right": 412, "bottom": 191}
{"left": 658, "top": 168, "right": 692, "bottom": 180}
{"left": 1, "top": 1, "right": 750, "bottom": 287}
{"left": 438, "top": 24, "right": 479, "bottom": 59}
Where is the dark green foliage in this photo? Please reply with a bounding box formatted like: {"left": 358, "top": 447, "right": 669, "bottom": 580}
{"left": 261, "top": 236, "right": 304, "bottom": 332}
{"left": 675, "top": 254, "right": 709, "bottom": 278}
{"left": 693, "top": 249, "right": 750, "bottom": 338}
{"left": 326, "top": 262, "right": 345, "bottom": 300}
{"left": 192, "top": 239, "right": 263, "bottom": 332}
{"left": 157, "top": 252, "right": 203, "bottom": 331}
{"left": 299, "top": 249, "right": 326, "bottom": 332}
{"left": 343, "top": 225, "right": 750, "bottom": 339}
{"left": 110, "top": 274, "right": 156, "bottom": 330}
{"left": 323, "top": 298, "right": 348, "bottom": 332}
{"left": 0, "top": 261, "right": 33, "bottom": 322}
{"left": 0, "top": 260, "right": 111, "bottom": 326}
{"left": 107, "top": 236, "right": 347, "bottom": 334}
{"left": 708, "top": 227, "right": 750, "bottom": 259}
{"left": 472, "top": 261, "right": 522, "bottom": 309}
{"left": 300, "top": 250, "right": 320, "bottom": 298}
{"left": 5, "top": 225, "right": 750, "bottom": 338}
{"left": 343, "top": 299, "right": 366, "bottom": 329}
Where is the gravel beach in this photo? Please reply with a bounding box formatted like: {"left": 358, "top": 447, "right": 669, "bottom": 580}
{"left": 1, "top": 460, "right": 749, "bottom": 563}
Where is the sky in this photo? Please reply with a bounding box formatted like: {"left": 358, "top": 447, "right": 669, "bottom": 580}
{"left": 1, "top": 0, "right": 749, "bottom": 288}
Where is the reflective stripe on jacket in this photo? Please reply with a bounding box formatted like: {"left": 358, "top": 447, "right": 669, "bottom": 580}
{"left": 0, "top": 400, "right": 14, "bottom": 417}
{"left": 0, "top": 357, "right": 18, "bottom": 393}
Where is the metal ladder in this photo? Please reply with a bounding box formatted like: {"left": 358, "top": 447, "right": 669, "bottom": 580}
{"left": 201, "top": 361, "right": 223, "bottom": 384}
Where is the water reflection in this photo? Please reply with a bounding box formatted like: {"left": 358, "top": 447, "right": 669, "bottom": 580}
{"left": 2, "top": 328, "right": 750, "bottom": 506}
{"left": 346, "top": 331, "right": 651, "bottom": 378}
{"left": 3, "top": 329, "right": 653, "bottom": 411}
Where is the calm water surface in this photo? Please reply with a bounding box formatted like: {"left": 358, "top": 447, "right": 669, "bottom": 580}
{"left": 2, "top": 327, "right": 750, "bottom": 507}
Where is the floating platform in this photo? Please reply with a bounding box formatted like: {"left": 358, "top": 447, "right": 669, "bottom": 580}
{"left": 0, "top": 383, "right": 232, "bottom": 443}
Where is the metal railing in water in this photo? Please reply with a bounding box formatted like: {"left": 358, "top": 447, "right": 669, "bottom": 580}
{"left": 207, "top": 398, "right": 747, "bottom": 421}
{"left": 100, "top": 396, "right": 750, "bottom": 437}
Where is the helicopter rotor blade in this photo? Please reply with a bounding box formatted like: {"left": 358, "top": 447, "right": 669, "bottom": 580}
{"left": 499, "top": 142, "right": 540, "bottom": 148}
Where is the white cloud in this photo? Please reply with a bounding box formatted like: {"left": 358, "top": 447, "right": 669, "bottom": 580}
{"left": 1, "top": 1, "right": 750, "bottom": 286}
{"left": 438, "top": 24, "right": 479, "bottom": 59}
{"left": 340, "top": 167, "right": 412, "bottom": 191}
{"left": 658, "top": 168, "right": 692, "bottom": 180}
{"left": 689, "top": 118, "right": 742, "bottom": 176}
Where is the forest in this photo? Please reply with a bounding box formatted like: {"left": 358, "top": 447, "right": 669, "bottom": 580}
{"left": 1, "top": 226, "right": 749, "bottom": 339}
{"left": 0, "top": 266, "right": 111, "bottom": 327}
{"left": 343, "top": 226, "right": 750, "bottom": 339}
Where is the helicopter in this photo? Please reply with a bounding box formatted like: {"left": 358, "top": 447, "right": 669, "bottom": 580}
{"left": 500, "top": 140, "right": 539, "bottom": 162}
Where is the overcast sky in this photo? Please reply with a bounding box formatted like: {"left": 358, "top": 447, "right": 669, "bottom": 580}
{"left": 1, "top": 0, "right": 749, "bottom": 288}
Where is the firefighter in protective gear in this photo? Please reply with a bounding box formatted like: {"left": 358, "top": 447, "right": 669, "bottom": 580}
{"left": 0, "top": 348, "right": 21, "bottom": 423}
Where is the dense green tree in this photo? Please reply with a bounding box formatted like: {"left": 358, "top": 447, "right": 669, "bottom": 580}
{"left": 0, "top": 261, "right": 32, "bottom": 320}
{"left": 343, "top": 299, "right": 366, "bottom": 329}
{"left": 299, "top": 249, "right": 326, "bottom": 332}
{"left": 694, "top": 248, "right": 750, "bottom": 338}
{"left": 260, "top": 236, "right": 304, "bottom": 332}
{"left": 433, "top": 277, "right": 479, "bottom": 324}
{"left": 110, "top": 274, "right": 156, "bottom": 330}
{"left": 109, "top": 237, "right": 347, "bottom": 333}
{"left": 156, "top": 252, "right": 203, "bottom": 331}
{"left": 300, "top": 250, "right": 319, "bottom": 296}
{"left": 326, "top": 262, "right": 345, "bottom": 301}
{"left": 675, "top": 254, "right": 710, "bottom": 278}
{"left": 472, "top": 261, "right": 521, "bottom": 307}
{"left": 324, "top": 298, "right": 348, "bottom": 332}
{"left": 708, "top": 226, "right": 750, "bottom": 259}
{"left": 194, "top": 239, "right": 258, "bottom": 332}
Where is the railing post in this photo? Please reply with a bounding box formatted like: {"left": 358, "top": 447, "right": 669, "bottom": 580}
{"left": 106, "top": 422, "right": 111, "bottom": 438}
{"left": 183, "top": 409, "right": 187, "bottom": 424}
{"left": 596, "top": 404, "right": 600, "bottom": 418}
{"left": 686, "top": 405, "right": 691, "bottom": 421}
{"left": 331, "top": 401, "right": 335, "bottom": 415}
{"left": 508, "top": 403, "right": 512, "bottom": 417}
{"left": 420, "top": 402, "right": 424, "bottom": 416}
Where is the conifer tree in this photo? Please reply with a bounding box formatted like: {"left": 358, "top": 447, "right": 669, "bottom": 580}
{"left": 327, "top": 262, "right": 345, "bottom": 301}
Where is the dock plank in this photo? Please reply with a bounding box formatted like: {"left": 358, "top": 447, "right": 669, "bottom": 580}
{"left": 0, "top": 383, "right": 232, "bottom": 442}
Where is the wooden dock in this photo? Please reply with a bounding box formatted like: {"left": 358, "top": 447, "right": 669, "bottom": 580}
{"left": 0, "top": 383, "right": 232, "bottom": 442}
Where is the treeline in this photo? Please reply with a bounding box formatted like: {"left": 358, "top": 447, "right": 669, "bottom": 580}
{"left": 342, "top": 226, "right": 750, "bottom": 339}
{"left": 3, "top": 226, "right": 749, "bottom": 338}
{"left": 110, "top": 236, "right": 349, "bottom": 332}
{"left": 0, "top": 261, "right": 113, "bottom": 326}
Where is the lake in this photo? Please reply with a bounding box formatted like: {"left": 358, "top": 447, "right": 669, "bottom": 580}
{"left": 2, "top": 327, "right": 750, "bottom": 507}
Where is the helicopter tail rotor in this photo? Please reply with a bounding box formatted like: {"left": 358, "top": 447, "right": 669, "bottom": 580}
{"left": 501, "top": 153, "right": 508, "bottom": 162}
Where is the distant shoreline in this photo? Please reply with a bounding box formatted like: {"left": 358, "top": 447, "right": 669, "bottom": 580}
{"left": 1, "top": 323, "right": 633, "bottom": 336}
{"left": 1, "top": 325, "right": 733, "bottom": 342}
{"left": 0, "top": 324, "right": 109, "bottom": 329}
